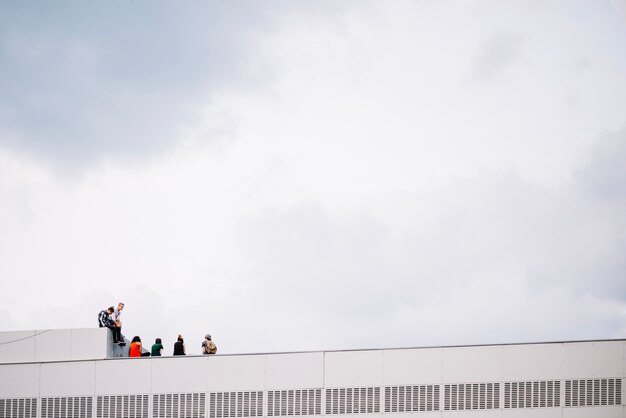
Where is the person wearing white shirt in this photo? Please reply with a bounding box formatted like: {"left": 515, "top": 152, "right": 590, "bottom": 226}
{"left": 112, "top": 302, "right": 124, "bottom": 344}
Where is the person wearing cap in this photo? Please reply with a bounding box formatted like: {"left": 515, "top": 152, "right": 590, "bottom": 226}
{"left": 201, "top": 334, "right": 217, "bottom": 355}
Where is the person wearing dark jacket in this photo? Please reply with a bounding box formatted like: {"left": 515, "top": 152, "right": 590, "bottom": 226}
{"left": 173, "top": 335, "right": 186, "bottom": 355}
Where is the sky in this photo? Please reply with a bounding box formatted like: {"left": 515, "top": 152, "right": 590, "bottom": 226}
{"left": 1, "top": 0, "right": 625, "bottom": 356}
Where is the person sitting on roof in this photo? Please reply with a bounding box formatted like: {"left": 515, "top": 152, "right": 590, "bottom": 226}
{"left": 98, "top": 307, "right": 125, "bottom": 346}
{"left": 173, "top": 335, "right": 186, "bottom": 356}
{"left": 129, "top": 336, "right": 143, "bottom": 357}
{"left": 201, "top": 334, "right": 217, "bottom": 355}
{"left": 151, "top": 338, "right": 164, "bottom": 356}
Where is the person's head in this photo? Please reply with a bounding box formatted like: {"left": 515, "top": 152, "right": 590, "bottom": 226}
{"left": 107, "top": 307, "right": 114, "bottom": 314}
{"left": 155, "top": 338, "right": 162, "bottom": 344}
{"left": 132, "top": 336, "right": 141, "bottom": 343}
{"left": 205, "top": 334, "right": 211, "bottom": 341}
{"left": 117, "top": 302, "right": 125, "bottom": 311}
{"left": 177, "top": 335, "right": 184, "bottom": 342}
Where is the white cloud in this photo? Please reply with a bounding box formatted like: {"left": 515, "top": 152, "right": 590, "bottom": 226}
{"left": 611, "top": 0, "right": 626, "bottom": 23}
{"left": 1, "top": 0, "right": 625, "bottom": 354}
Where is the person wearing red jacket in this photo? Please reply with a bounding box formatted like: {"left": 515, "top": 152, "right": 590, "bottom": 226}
{"left": 129, "top": 336, "right": 142, "bottom": 357}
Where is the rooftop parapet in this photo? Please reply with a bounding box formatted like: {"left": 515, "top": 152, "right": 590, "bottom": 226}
{"left": 0, "top": 328, "right": 112, "bottom": 364}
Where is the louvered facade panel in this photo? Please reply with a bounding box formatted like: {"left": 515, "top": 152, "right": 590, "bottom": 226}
{"left": 267, "top": 389, "right": 321, "bottom": 416}
{"left": 209, "top": 392, "right": 262, "bottom": 418}
{"left": 383, "top": 385, "right": 440, "bottom": 412}
{"left": 96, "top": 395, "right": 148, "bottom": 418}
{"left": 443, "top": 383, "right": 499, "bottom": 411}
{"left": 152, "top": 393, "right": 205, "bottom": 418}
{"left": 41, "top": 397, "right": 92, "bottom": 418}
{"left": 504, "top": 380, "right": 560, "bottom": 408}
{"left": 565, "top": 378, "right": 622, "bottom": 407}
{"left": 0, "top": 398, "right": 37, "bottom": 418}
{"left": 324, "top": 387, "right": 380, "bottom": 415}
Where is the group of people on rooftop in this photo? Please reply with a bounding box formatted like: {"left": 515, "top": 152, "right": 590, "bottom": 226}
{"left": 98, "top": 302, "right": 217, "bottom": 357}
{"left": 127, "top": 334, "right": 216, "bottom": 357}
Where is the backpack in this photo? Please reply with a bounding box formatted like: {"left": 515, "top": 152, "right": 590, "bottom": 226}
{"left": 203, "top": 340, "right": 217, "bottom": 354}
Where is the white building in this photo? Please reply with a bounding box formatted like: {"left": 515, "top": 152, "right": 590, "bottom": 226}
{"left": 0, "top": 329, "right": 624, "bottom": 418}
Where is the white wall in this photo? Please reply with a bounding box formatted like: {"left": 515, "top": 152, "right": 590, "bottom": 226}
{"left": 0, "top": 328, "right": 107, "bottom": 364}
{"left": 0, "top": 337, "right": 624, "bottom": 417}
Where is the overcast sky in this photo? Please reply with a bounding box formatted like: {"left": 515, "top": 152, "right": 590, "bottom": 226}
{"left": 1, "top": 0, "right": 625, "bottom": 356}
